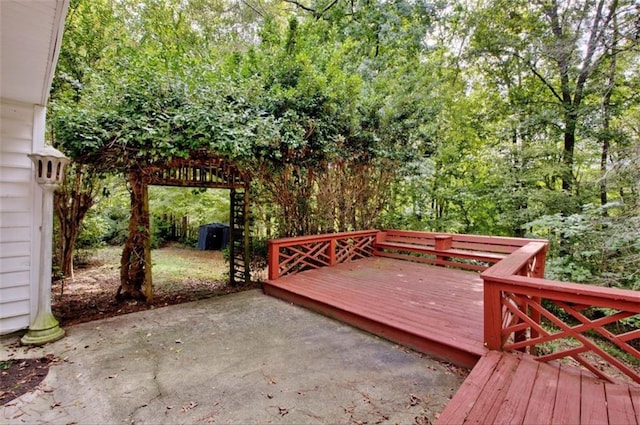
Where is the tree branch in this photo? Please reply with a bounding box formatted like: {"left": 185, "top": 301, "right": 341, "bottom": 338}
{"left": 283, "top": 0, "right": 340, "bottom": 19}
{"left": 241, "top": 0, "right": 263, "bottom": 18}
{"left": 283, "top": 0, "right": 317, "bottom": 15}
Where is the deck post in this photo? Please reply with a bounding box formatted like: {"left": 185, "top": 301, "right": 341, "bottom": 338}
{"left": 434, "top": 235, "right": 452, "bottom": 266}
{"left": 533, "top": 249, "right": 547, "bottom": 278}
{"left": 328, "top": 238, "right": 337, "bottom": 266}
{"left": 483, "top": 279, "right": 502, "bottom": 350}
{"left": 268, "top": 241, "right": 280, "bottom": 280}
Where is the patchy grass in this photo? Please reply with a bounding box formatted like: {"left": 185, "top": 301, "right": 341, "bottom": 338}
{"left": 152, "top": 244, "right": 228, "bottom": 287}
{"left": 53, "top": 243, "right": 258, "bottom": 327}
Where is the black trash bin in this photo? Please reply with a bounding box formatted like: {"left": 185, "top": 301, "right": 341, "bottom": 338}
{"left": 197, "top": 223, "right": 230, "bottom": 250}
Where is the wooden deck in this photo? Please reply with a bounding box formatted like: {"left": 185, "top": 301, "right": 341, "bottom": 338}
{"left": 263, "top": 256, "right": 487, "bottom": 368}
{"left": 265, "top": 230, "right": 640, "bottom": 424}
{"left": 437, "top": 350, "right": 640, "bottom": 425}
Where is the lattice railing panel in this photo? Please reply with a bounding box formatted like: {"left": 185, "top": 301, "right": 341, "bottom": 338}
{"left": 335, "top": 235, "right": 375, "bottom": 263}
{"left": 268, "top": 231, "right": 378, "bottom": 280}
{"left": 278, "top": 241, "right": 332, "bottom": 277}
{"left": 498, "top": 290, "right": 640, "bottom": 384}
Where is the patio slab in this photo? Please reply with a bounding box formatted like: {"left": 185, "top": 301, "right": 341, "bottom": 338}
{"left": 1, "top": 289, "right": 465, "bottom": 424}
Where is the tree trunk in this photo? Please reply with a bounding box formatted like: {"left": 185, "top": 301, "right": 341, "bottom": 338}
{"left": 601, "top": 14, "right": 618, "bottom": 208}
{"left": 54, "top": 164, "right": 97, "bottom": 279}
{"left": 562, "top": 111, "right": 577, "bottom": 194}
{"left": 118, "top": 170, "right": 152, "bottom": 302}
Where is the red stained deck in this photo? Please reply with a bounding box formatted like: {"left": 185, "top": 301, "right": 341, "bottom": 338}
{"left": 265, "top": 230, "right": 640, "bottom": 424}
{"left": 263, "top": 256, "right": 487, "bottom": 368}
{"left": 436, "top": 350, "right": 640, "bottom": 425}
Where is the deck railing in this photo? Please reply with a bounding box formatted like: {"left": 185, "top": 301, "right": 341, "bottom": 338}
{"left": 483, "top": 243, "right": 640, "bottom": 384}
{"left": 267, "top": 230, "right": 378, "bottom": 280}
{"left": 374, "top": 230, "right": 542, "bottom": 271}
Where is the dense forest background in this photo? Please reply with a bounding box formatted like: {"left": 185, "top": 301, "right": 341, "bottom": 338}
{"left": 50, "top": 0, "right": 639, "bottom": 291}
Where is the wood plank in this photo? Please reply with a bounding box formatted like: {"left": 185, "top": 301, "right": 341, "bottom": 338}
{"left": 605, "top": 382, "right": 638, "bottom": 425}
{"left": 522, "top": 360, "right": 561, "bottom": 424}
{"left": 630, "top": 385, "right": 640, "bottom": 424}
{"left": 552, "top": 364, "right": 582, "bottom": 424}
{"left": 436, "top": 351, "right": 503, "bottom": 424}
{"left": 492, "top": 355, "right": 539, "bottom": 425}
{"left": 580, "top": 372, "right": 608, "bottom": 425}
{"left": 462, "top": 352, "right": 521, "bottom": 424}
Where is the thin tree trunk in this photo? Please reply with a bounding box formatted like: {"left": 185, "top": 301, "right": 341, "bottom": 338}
{"left": 601, "top": 13, "right": 618, "bottom": 208}
{"left": 54, "top": 164, "right": 97, "bottom": 279}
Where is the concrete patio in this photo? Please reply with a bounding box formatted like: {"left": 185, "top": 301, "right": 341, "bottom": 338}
{"left": 1, "top": 289, "right": 465, "bottom": 424}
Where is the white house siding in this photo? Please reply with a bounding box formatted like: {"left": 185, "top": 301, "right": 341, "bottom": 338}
{"left": 0, "top": 101, "right": 43, "bottom": 334}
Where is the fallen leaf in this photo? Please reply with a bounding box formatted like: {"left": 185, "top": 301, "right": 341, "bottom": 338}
{"left": 181, "top": 401, "right": 198, "bottom": 412}
{"left": 414, "top": 416, "right": 432, "bottom": 425}
{"left": 408, "top": 394, "right": 421, "bottom": 407}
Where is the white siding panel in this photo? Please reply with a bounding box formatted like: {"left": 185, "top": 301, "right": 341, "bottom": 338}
{"left": 1, "top": 109, "right": 32, "bottom": 136}
{"left": 0, "top": 119, "right": 32, "bottom": 143}
{"left": 0, "top": 270, "right": 30, "bottom": 288}
{"left": 0, "top": 195, "right": 31, "bottom": 212}
{"left": 0, "top": 299, "right": 30, "bottom": 321}
{"left": 0, "top": 314, "right": 30, "bottom": 335}
{"left": 0, "top": 212, "right": 31, "bottom": 227}
{"left": 0, "top": 100, "right": 37, "bottom": 333}
{"left": 0, "top": 242, "right": 31, "bottom": 258}
{"left": 0, "top": 284, "right": 29, "bottom": 303}
{"left": 0, "top": 137, "right": 33, "bottom": 154}
{"left": 0, "top": 255, "right": 29, "bottom": 273}
{"left": 0, "top": 181, "right": 29, "bottom": 197}
{"left": 0, "top": 241, "right": 30, "bottom": 258}
{"left": 0, "top": 226, "right": 29, "bottom": 242}
{"left": 0, "top": 151, "right": 31, "bottom": 167}
{"left": 0, "top": 166, "right": 31, "bottom": 183}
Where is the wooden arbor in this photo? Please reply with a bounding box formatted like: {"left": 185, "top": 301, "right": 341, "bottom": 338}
{"left": 145, "top": 156, "right": 251, "bottom": 286}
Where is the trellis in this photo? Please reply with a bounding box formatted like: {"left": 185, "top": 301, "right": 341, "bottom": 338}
{"left": 144, "top": 156, "right": 251, "bottom": 286}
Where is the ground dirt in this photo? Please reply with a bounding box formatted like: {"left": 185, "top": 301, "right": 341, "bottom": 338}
{"left": 1, "top": 244, "right": 259, "bottom": 406}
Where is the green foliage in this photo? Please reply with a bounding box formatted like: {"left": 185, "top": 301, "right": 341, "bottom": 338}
{"left": 526, "top": 203, "right": 640, "bottom": 289}
{"left": 49, "top": 0, "right": 640, "bottom": 292}
{"left": 76, "top": 212, "right": 109, "bottom": 249}
{"left": 149, "top": 187, "right": 230, "bottom": 247}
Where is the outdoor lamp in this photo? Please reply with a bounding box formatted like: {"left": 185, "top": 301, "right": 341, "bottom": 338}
{"left": 21, "top": 146, "right": 70, "bottom": 345}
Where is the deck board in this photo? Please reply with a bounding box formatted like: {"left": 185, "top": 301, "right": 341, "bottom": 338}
{"left": 263, "top": 257, "right": 486, "bottom": 367}
{"left": 552, "top": 364, "right": 582, "bottom": 424}
{"left": 580, "top": 373, "right": 609, "bottom": 425}
{"left": 462, "top": 353, "right": 520, "bottom": 424}
{"left": 435, "top": 351, "right": 502, "bottom": 424}
{"left": 605, "top": 382, "right": 638, "bottom": 425}
{"left": 522, "top": 358, "right": 560, "bottom": 425}
{"left": 491, "top": 356, "right": 537, "bottom": 425}
{"left": 437, "top": 351, "right": 639, "bottom": 425}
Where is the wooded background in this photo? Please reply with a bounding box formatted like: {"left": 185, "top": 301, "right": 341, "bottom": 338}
{"left": 50, "top": 0, "right": 639, "bottom": 295}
